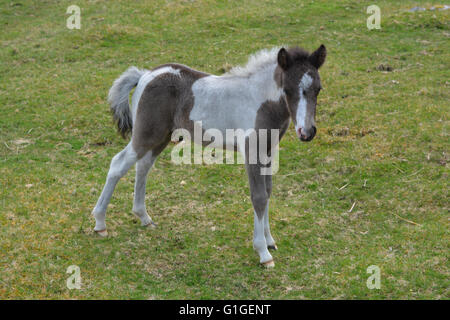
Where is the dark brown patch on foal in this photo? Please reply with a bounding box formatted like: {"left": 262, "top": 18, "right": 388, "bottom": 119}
{"left": 254, "top": 97, "right": 290, "bottom": 159}
{"left": 132, "top": 64, "right": 208, "bottom": 158}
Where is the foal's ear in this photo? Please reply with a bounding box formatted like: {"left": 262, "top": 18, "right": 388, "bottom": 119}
{"left": 309, "top": 44, "right": 327, "bottom": 69}
{"left": 277, "top": 48, "right": 292, "bottom": 70}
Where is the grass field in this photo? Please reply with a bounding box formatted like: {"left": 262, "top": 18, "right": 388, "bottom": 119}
{"left": 0, "top": 0, "right": 448, "bottom": 299}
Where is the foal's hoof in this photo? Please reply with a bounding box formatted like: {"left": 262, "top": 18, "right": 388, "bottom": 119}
{"left": 143, "top": 221, "right": 157, "bottom": 228}
{"left": 262, "top": 260, "right": 275, "bottom": 268}
{"left": 267, "top": 244, "right": 278, "bottom": 251}
{"left": 95, "top": 229, "right": 108, "bottom": 237}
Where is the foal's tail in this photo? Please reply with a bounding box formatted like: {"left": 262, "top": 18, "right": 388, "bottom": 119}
{"left": 108, "top": 66, "right": 146, "bottom": 138}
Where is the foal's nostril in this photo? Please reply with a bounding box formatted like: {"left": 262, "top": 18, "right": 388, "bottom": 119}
{"left": 299, "top": 126, "right": 317, "bottom": 142}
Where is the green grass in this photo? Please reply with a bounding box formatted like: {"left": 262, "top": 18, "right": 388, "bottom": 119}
{"left": 0, "top": 0, "right": 448, "bottom": 299}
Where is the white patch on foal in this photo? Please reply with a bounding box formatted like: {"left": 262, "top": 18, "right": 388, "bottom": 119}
{"left": 295, "top": 72, "right": 313, "bottom": 131}
{"left": 253, "top": 211, "right": 273, "bottom": 265}
{"left": 190, "top": 61, "right": 283, "bottom": 151}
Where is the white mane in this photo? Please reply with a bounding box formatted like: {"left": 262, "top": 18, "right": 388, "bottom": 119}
{"left": 225, "top": 47, "right": 281, "bottom": 77}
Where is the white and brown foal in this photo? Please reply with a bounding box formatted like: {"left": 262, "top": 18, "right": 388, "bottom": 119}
{"left": 92, "top": 45, "right": 327, "bottom": 267}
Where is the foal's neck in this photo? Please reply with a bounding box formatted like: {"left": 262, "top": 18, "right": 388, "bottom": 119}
{"left": 248, "top": 63, "right": 290, "bottom": 132}
{"left": 247, "top": 62, "right": 283, "bottom": 102}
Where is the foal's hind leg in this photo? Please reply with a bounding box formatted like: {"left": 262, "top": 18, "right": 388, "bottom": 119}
{"left": 92, "top": 142, "right": 138, "bottom": 235}
{"left": 132, "top": 150, "right": 157, "bottom": 227}
{"left": 132, "top": 139, "right": 170, "bottom": 228}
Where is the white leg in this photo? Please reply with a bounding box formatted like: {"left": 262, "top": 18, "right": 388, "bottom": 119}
{"left": 253, "top": 211, "right": 274, "bottom": 266}
{"left": 92, "top": 143, "right": 138, "bottom": 233}
{"left": 132, "top": 150, "right": 156, "bottom": 227}
{"left": 264, "top": 201, "right": 277, "bottom": 250}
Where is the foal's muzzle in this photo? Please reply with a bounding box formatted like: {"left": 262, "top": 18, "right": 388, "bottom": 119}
{"left": 298, "top": 126, "right": 317, "bottom": 142}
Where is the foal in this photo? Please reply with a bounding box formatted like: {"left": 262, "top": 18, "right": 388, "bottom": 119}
{"left": 92, "top": 45, "right": 327, "bottom": 267}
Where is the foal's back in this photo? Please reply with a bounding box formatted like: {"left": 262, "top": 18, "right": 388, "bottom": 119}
{"left": 131, "top": 61, "right": 283, "bottom": 157}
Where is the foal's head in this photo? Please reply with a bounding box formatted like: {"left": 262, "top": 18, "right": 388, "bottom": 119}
{"left": 276, "top": 45, "right": 327, "bottom": 142}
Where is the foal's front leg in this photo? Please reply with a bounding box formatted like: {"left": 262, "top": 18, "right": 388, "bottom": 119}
{"left": 246, "top": 163, "right": 274, "bottom": 267}
{"left": 264, "top": 174, "right": 277, "bottom": 250}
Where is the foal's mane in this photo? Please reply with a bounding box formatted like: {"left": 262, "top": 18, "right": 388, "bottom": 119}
{"left": 225, "top": 46, "right": 310, "bottom": 77}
